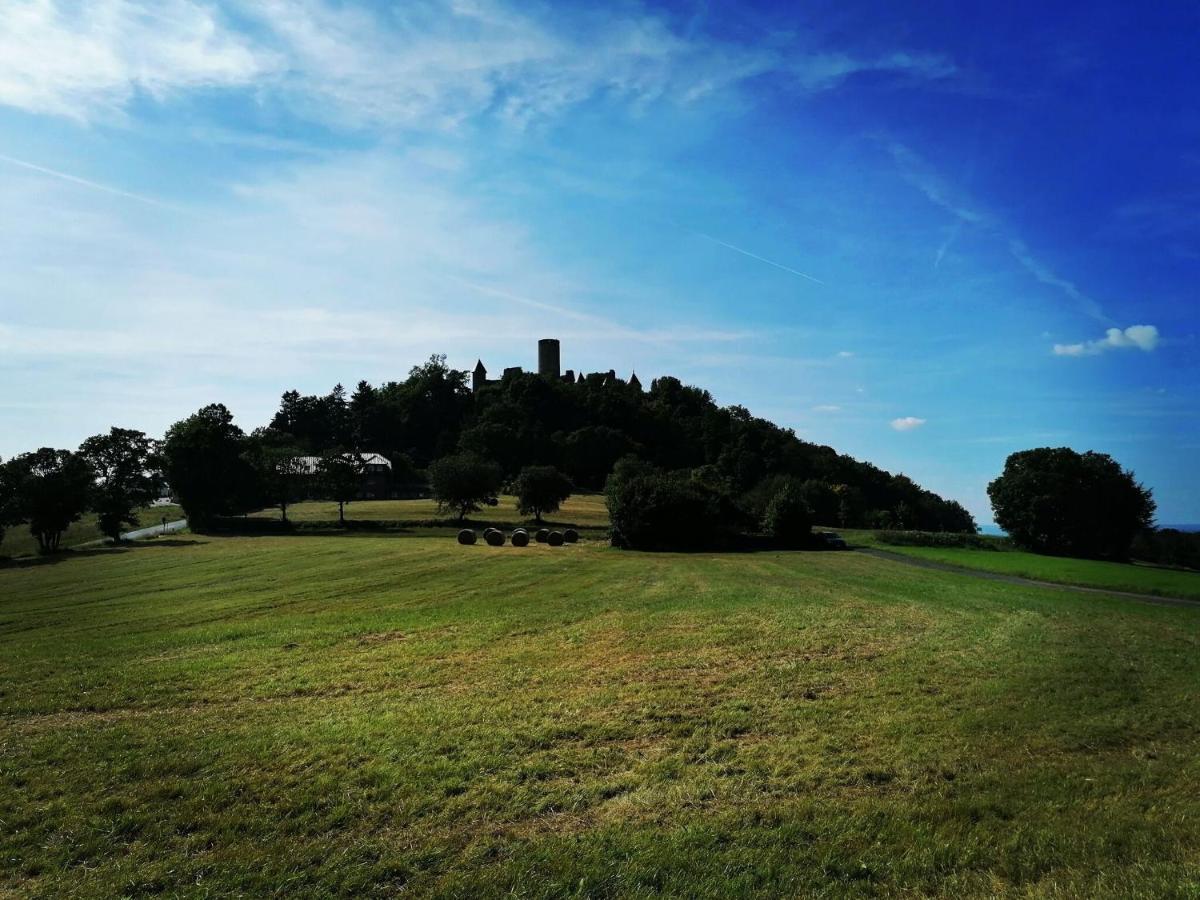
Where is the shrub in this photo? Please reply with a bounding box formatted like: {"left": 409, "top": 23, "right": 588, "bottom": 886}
{"left": 875, "top": 530, "right": 1007, "bottom": 550}
{"left": 762, "top": 484, "right": 813, "bottom": 548}
{"left": 605, "top": 459, "right": 733, "bottom": 551}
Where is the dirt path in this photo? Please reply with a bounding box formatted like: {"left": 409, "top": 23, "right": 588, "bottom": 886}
{"left": 855, "top": 547, "right": 1200, "bottom": 609}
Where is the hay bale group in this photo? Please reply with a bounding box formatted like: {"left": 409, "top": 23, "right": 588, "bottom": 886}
{"left": 457, "top": 526, "right": 579, "bottom": 547}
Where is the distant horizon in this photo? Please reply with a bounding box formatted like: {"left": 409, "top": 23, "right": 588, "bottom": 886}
{"left": 1, "top": 0, "right": 1196, "bottom": 523}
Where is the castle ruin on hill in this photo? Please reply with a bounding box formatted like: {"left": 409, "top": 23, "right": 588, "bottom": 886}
{"left": 472, "top": 338, "right": 641, "bottom": 393}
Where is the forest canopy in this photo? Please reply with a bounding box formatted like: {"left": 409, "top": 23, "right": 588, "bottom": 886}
{"left": 261, "top": 355, "right": 977, "bottom": 533}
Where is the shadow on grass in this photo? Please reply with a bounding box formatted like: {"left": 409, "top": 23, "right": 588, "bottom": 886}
{"left": 0, "top": 539, "right": 207, "bottom": 569}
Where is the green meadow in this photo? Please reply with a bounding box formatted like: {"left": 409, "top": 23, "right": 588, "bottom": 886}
{"left": 842, "top": 529, "right": 1200, "bottom": 601}
{"left": 2, "top": 513, "right": 1200, "bottom": 896}
{"left": 0, "top": 503, "right": 184, "bottom": 559}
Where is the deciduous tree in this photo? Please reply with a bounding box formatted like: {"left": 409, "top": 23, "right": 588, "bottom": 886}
{"left": 4, "top": 449, "right": 94, "bottom": 553}
{"left": 429, "top": 453, "right": 501, "bottom": 523}
{"left": 988, "top": 447, "right": 1155, "bottom": 560}
{"left": 79, "top": 427, "right": 159, "bottom": 541}
{"left": 514, "top": 465, "right": 573, "bottom": 524}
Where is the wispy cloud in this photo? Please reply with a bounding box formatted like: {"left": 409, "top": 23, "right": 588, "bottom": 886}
{"left": 0, "top": 0, "right": 959, "bottom": 131}
{"left": 0, "top": 152, "right": 183, "bottom": 211}
{"left": 694, "top": 232, "right": 825, "bottom": 285}
{"left": 0, "top": 0, "right": 271, "bottom": 122}
{"left": 888, "top": 140, "right": 1110, "bottom": 322}
{"left": 890, "top": 416, "right": 927, "bottom": 431}
{"left": 812, "top": 404, "right": 841, "bottom": 412}
{"left": 1053, "top": 325, "right": 1160, "bottom": 357}
{"left": 1008, "top": 239, "right": 1106, "bottom": 322}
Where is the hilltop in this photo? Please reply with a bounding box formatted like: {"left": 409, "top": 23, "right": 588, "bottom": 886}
{"left": 262, "top": 345, "right": 975, "bottom": 533}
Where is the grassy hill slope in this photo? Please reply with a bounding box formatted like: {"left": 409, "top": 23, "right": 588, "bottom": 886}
{"left": 2, "top": 532, "right": 1199, "bottom": 896}
{"left": 843, "top": 529, "right": 1200, "bottom": 600}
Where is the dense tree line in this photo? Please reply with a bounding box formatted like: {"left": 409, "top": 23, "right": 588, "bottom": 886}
{"left": 0, "top": 354, "right": 982, "bottom": 556}
{"left": 257, "top": 355, "right": 977, "bottom": 535}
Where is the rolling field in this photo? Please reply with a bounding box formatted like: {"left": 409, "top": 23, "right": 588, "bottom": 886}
{"left": 841, "top": 529, "right": 1200, "bottom": 601}
{"left": 2, "top": 529, "right": 1200, "bottom": 897}
{"left": 0, "top": 504, "right": 184, "bottom": 559}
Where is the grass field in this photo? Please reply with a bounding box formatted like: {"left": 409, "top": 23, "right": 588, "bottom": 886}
{"left": 0, "top": 504, "right": 183, "bottom": 559}
{"left": 3, "top": 529, "right": 1200, "bottom": 897}
{"left": 840, "top": 529, "right": 1200, "bottom": 601}
{"left": 248, "top": 494, "right": 611, "bottom": 531}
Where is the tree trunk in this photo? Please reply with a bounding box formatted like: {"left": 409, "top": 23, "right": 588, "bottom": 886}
{"left": 339, "top": 501, "right": 345, "bottom": 525}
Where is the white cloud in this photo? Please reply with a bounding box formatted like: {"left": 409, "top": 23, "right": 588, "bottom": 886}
{"left": 890, "top": 416, "right": 926, "bottom": 431}
{"left": 1053, "top": 324, "right": 1160, "bottom": 357}
{"left": 791, "top": 51, "right": 956, "bottom": 92}
{"left": 812, "top": 404, "right": 841, "bottom": 412}
{"left": 0, "top": 0, "right": 273, "bottom": 121}
{"left": 836, "top": 350, "right": 854, "bottom": 358}
{"left": 0, "top": 0, "right": 959, "bottom": 129}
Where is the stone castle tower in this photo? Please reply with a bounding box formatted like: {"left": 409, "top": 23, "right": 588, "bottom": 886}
{"left": 472, "top": 339, "right": 640, "bottom": 393}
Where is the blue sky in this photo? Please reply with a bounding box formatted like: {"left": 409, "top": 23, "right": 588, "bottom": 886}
{"left": 1, "top": 0, "right": 1197, "bottom": 525}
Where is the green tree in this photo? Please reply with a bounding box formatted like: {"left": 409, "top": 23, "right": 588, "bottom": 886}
{"left": 317, "top": 449, "right": 366, "bottom": 525}
{"left": 78, "top": 427, "right": 159, "bottom": 541}
{"left": 4, "top": 449, "right": 94, "bottom": 553}
{"left": 428, "top": 453, "right": 501, "bottom": 523}
{"left": 988, "top": 447, "right": 1155, "bottom": 560}
{"left": 161, "top": 404, "right": 259, "bottom": 529}
{"left": 247, "top": 429, "right": 307, "bottom": 523}
{"left": 514, "top": 465, "right": 573, "bottom": 523}
{"left": 762, "top": 484, "right": 813, "bottom": 548}
{"left": 0, "top": 456, "right": 14, "bottom": 554}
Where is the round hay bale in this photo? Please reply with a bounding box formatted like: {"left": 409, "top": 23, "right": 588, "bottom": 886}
{"left": 547, "top": 530, "right": 564, "bottom": 547}
{"left": 457, "top": 529, "right": 477, "bottom": 545}
{"left": 535, "top": 528, "right": 550, "bottom": 543}
{"left": 511, "top": 530, "right": 529, "bottom": 547}
{"left": 485, "top": 530, "right": 506, "bottom": 546}
{"left": 563, "top": 528, "right": 579, "bottom": 543}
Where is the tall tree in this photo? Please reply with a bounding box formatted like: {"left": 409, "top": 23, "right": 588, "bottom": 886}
{"left": 988, "top": 447, "right": 1155, "bottom": 560}
{"left": 78, "top": 427, "right": 159, "bottom": 542}
{"left": 317, "top": 449, "right": 366, "bottom": 525}
{"left": 247, "top": 429, "right": 307, "bottom": 523}
{"left": 4, "top": 449, "right": 94, "bottom": 553}
{"left": 160, "top": 404, "right": 259, "bottom": 529}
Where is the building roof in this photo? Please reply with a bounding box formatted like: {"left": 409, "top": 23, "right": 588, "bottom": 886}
{"left": 293, "top": 452, "right": 391, "bottom": 474}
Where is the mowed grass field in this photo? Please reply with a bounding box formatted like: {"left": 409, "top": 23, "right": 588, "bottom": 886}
{"left": 2, "top": 529, "right": 1200, "bottom": 897}
{"left": 0, "top": 504, "right": 183, "bottom": 559}
{"left": 841, "top": 529, "right": 1200, "bottom": 601}
{"left": 249, "top": 494, "right": 611, "bottom": 532}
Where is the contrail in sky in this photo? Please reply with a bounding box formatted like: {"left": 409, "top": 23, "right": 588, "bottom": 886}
{"left": 0, "top": 152, "right": 181, "bottom": 211}
{"left": 694, "top": 231, "right": 826, "bottom": 286}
